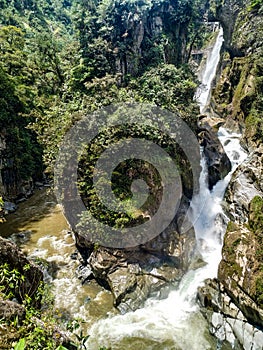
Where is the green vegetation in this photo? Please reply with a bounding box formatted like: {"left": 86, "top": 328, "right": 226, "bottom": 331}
{"left": 249, "top": 196, "right": 263, "bottom": 234}
{"left": 248, "top": 0, "right": 263, "bottom": 11}
{"left": 213, "top": 0, "right": 263, "bottom": 149}
{"left": 0, "top": 262, "right": 60, "bottom": 349}
{"left": 0, "top": 262, "right": 108, "bottom": 349}
{"left": 0, "top": 0, "right": 209, "bottom": 193}
{"left": 0, "top": 0, "right": 211, "bottom": 345}
{"left": 221, "top": 197, "right": 263, "bottom": 308}
{"left": 0, "top": 0, "right": 208, "bottom": 229}
{"left": 249, "top": 196, "right": 263, "bottom": 307}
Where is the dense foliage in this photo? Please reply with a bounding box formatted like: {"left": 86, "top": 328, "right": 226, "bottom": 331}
{"left": 0, "top": 0, "right": 209, "bottom": 345}
{"left": 0, "top": 0, "right": 209, "bottom": 192}
{"left": 0, "top": 262, "right": 97, "bottom": 350}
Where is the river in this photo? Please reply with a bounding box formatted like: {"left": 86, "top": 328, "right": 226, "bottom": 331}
{"left": 0, "top": 189, "right": 115, "bottom": 330}
{"left": 1, "top": 27, "right": 248, "bottom": 349}
{"left": 84, "top": 27, "right": 247, "bottom": 349}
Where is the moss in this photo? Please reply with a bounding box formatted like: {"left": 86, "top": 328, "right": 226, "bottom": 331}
{"left": 233, "top": 238, "right": 241, "bottom": 247}
{"left": 249, "top": 196, "right": 263, "bottom": 234}
{"left": 245, "top": 112, "right": 263, "bottom": 143}
{"left": 231, "top": 58, "right": 253, "bottom": 119}
{"left": 226, "top": 221, "right": 239, "bottom": 233}
{"left": 255, "top": 275, "right": 263, "bottom": 308}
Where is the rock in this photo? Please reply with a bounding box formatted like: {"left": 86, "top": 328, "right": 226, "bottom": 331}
{"left": 225, "top": 146, "right": 263, "bottom": 223}
{"left": 70, "top": 251, "right": 79, "bottom": 260}
{"left": 203, "top": 1, "right": 263, "bottom": 347}
{"left": 107, "top": 267, "right": 138, "bottom": 306}
{"left": 3, "top": 201, "right": 17, "bottom": 213}
{"left": 198, "top": 128, "right": 231, "bottom": 189}
{"left": 74, "top": 192, "right": 198, "bottom": 311}
{"left": 218, "top": 221, "right": 263, "bottom": 328}
{"left": 203, "top": 133, "right": 263, "bottom": 349}
{"left": 198, "top": 114, "right": 225, "bottom": 131}
{"left": 76, "top": 265, "right": 93, "bottom": 284}
{"left": 15, "top": 197, "right": 27, "bottom": 204}
{"left": 216, "top": 0, "right": 245, "bottom": 57}
{"left": 35, "top": 181, "right": 44, "bottom": 187}
{"left": 198, "top": 279, "right": 263, "bottom": 350}
{"left": 0, "top": 237, "right": 43, "bottom": 305}
{"left": 0, "top": 297, "right": 25, "bottom": 322}
{"left": 87, "top": 224, "right": 195, "bottom": 311}
{"left": 9, "top": 230, "right": 32, "bottom": 245}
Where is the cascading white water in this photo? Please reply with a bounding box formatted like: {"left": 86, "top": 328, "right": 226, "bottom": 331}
{"left": 5, "top": 26, "right": 247, "bottom": 349}
{"left": 85, "top": 133, "right": 247, "bottom": 350}
{"left": 85, "top": 28, "right": 247, "bottom": 349}
{"left": 196, "top": 26, "right": 224, "bottom": 114}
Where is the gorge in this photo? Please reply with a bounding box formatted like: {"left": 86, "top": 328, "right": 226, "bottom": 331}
{"left": 0, "top": 1, "right": 262, "bottom": 349}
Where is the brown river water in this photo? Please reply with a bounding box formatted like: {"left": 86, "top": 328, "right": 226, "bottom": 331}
{"left": 0, "top": 188, "right": 115, "bottom": 332}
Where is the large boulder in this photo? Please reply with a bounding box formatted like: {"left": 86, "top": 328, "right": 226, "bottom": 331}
{"left": 198, "top": 118, "right": 231, "bottom": 189}
{"left": 0, "top": 297, "right": 25, "bottom": 322}
{"left": 197, "top": 279, "right": 263, "bottom": 350}
{"left": 225, "top": 145, "right": 263, "bottom": 223}
{"left": 78, "top": 212, "right": 197, "bottom": 312}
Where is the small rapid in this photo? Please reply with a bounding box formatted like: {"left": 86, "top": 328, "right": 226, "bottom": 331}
{"left": 1, "top": 189, "right": 114, "bottom": 329}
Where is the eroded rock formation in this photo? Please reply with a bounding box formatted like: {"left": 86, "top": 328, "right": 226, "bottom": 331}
{"left": 199, "top": 0, "right": 263, "bottom": 348}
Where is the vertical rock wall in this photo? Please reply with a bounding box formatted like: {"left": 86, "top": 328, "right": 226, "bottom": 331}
{"left": 199, "top": 1, "right": 263, "bottom": 348}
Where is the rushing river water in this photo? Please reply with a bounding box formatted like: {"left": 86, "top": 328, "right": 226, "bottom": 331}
{"left": 1, "top": 27, "right": 248, "bottom": 349}
{"left": 84, "top": 130, "right": 247, "bottom": 350}
{"left": 84, "top": 27, "right": 247, "bottom": 349}
{"left": 0, "top": 189, "right": 115, "bottom": 329}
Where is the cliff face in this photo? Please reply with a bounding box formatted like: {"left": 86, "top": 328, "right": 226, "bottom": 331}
{"left": 213, "top": 0, "right": 263, "bottom": 138}
{"left": 77, "top": 0, "right": 208, "bottom": 79}
{"left": 215, "top": 0, "right": 263, "bottom": 306}
{"left": 199, "top": 1, "right": 263, "bottom": 348}
{"left": 0, "top": 133, "right": 35, "bottom": 202}
{"left": 114, "top": 1, "right": 191, "bottom": 75}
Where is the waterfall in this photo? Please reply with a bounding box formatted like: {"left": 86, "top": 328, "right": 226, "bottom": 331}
{"left": 195, "top": 27, "right": 224, "bottom": 113}
{"left": 85, "top": 28, "right": 247, "bottom": 350}
{"left": 85, "top": 135, "right": 247, "bottom": 350}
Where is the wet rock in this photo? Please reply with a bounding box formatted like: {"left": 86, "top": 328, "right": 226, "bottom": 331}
{"left": 198, "top": 114, "right": 225, "bottom": 131}
{"left": 3, "top": 201, "right": 17, "bottom": 213}
{"left": 35, "top": 181, "right": 44, "bottom": 188}
{"left": 87, "top": 224, "right": 194, "bottom": 311}
{"left": 75, "top": 183, "right": 197, "bottom": 311}
{"left": 9, "top": 230, "right": 32, "bottom": 246}
{"left": 76, "top": 265, "right": 93, "bottom": 284}
{"left": 198, "top": 128, "right": 231, "bottom": 189}
{"left": 108, "top": 267, "right": 138, "bottom": 306}
{"left": 109, "top": 263, "right": 177, "bottom": 312}
{"left": 198, "top": 279, "right": 263, "bottom": 350}
{"left": 225, "top": 145, "right": 263, "bottom": 223}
